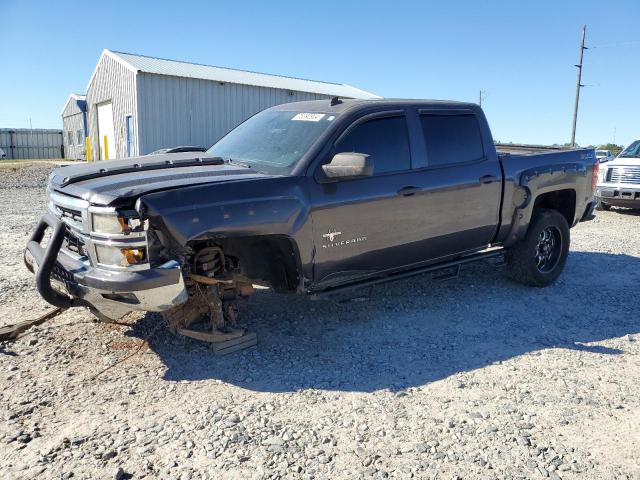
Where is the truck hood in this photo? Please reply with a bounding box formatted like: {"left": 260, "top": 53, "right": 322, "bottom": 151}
{"left": 49, "top": 152, "right": 274, "bottom": 206}
{"left": 608, "top": 156, "right": 640, "bottom": 167}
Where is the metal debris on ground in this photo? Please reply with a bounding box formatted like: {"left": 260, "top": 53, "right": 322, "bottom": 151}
{"left": 0, "top": 307, "right": 65, "bottom": 341}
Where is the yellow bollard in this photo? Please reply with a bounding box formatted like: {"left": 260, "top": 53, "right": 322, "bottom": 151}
{"left": 103, "top": 135, "right": 109, "bottom": 160}
{"left": 85, "top": 137, "right": 91, "bottom": 162}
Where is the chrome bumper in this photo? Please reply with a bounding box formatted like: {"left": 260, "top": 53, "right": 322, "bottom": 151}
{"left": 25, "top": 213, "right": 188, "bottom": 320}
{"left": 596, "top": 184, "right": 640, "bottom": 206}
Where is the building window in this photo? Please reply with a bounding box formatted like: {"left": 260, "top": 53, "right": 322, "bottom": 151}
{"left": 67, "top": 131, "right": 73, "bottom": 146}
{"left": 77, "top": 130, "right": 83, "bottom": 146}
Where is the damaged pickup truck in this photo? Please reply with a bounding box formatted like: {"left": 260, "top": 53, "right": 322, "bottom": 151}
{"left": 25, "top": 99, "right": 598, "bottom": 340}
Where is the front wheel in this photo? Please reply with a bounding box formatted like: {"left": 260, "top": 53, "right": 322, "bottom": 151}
{"left": 506, "top": 209, "right": 570, "bottom": 287}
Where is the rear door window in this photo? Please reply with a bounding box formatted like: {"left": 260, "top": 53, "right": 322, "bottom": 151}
{"left": 420, "top": 113, "right": 484, "bottom": 167}
{"left": 335, "top": 115, "right": 411, "bottom": 174}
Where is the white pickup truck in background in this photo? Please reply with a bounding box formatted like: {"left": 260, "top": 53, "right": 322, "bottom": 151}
{"left": 596, "top": 149, "right": 615, "bottom": 163}
{"left": 596, "top": 139, "right": 640, "bottom": 210}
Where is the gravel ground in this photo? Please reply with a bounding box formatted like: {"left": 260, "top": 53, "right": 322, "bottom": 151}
{"left": 1, "top": 163, "right": 639, "bottom": 480}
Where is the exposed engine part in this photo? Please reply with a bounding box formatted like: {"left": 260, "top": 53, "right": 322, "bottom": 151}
{"left": 194, "top": 246, "right": 225, "bottom": 278}
{"left": 162, "top": 245, "right": 256, "bottom": 350}
{"left": 163, "top": 281, "right": 223, "bottom": 331}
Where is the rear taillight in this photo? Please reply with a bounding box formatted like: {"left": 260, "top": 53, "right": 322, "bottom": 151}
{"left": 592, "top": 160, "right": 599, "bottom": 190}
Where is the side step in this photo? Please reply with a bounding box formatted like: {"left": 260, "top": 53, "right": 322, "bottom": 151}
{"left": 310, "top": 248, "right": 505, "bottom": 298}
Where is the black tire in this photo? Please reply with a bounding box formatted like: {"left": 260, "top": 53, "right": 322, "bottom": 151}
{"left": 506, "top": 209, "right": 570, "bottom": 287}
{"left": 595, "top": 199, "right": 611, "bottom": 211}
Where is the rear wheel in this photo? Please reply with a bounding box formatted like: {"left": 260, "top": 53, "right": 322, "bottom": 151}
{"left": 506, "top": 209, "right": 570, "bottom": 287}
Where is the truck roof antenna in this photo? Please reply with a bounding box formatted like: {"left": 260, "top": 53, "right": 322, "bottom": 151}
{"left": 330, "top": 96, "right": 342, "bottom": 106}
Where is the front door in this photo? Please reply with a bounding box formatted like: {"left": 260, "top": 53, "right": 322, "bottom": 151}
{"left": 309, "top": 112, "right": 422, "bottom": 286}
{"left": 97, "top": 102, "right": 115, "bottom": 160}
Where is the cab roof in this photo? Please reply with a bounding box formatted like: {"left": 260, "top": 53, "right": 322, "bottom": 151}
{"left": 269, "top": 98, "right": 479, "bottom": 115}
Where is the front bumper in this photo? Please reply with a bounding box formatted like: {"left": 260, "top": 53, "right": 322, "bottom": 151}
{"left": 596, "top": 185, "right": 640, "bottom": 208}
{"left": 25, "top": 213, "right": 188, "bottom": 319}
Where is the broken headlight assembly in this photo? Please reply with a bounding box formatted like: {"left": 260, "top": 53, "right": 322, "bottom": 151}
{"left": 95, "top": 244, "right": 147, "bottom": 267}
{"left": 89, "top": 208, "right": 150, "bottom": 269}
{"left": 91, "top": 211, "right": 145, "bottom": 235}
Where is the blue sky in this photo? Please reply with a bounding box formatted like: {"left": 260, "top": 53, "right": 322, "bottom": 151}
{"left": 1, "top": 0, "right": 638, "bottom": 147}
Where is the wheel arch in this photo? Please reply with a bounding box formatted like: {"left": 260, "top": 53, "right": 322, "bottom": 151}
{"left": 532, "top": 189, "right": 576, "bottom": 226}
{"left": 186, "top": 234, "right": 304, "bottom": 293}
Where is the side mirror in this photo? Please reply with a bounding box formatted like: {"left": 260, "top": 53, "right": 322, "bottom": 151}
{"left": 321, "top": 152, "right": 373, "bottom": 180}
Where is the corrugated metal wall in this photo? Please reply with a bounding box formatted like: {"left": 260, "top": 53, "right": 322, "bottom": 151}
{"left": 62, "top": 117, "right": 85, "bottom": 160}
{"left": 0, "top": 129, "right": 64, "bottom": 159}
{"left": 62, "top": 100, "right": 86, "bottom": 159}
{"left": 136, "top": 73, "right": 331, "bottom": 155}
{"left": 86, "top": 55, "right": 137, "bottom": 160}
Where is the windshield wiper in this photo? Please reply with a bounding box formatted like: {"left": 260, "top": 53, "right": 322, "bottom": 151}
{"left": 225, "top": 158, "right": 252, "bottom": 169}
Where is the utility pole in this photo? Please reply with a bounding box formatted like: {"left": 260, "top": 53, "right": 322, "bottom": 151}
{"left": 479, "top": 90, "right": 485, "bottom": 107}
{"left": 571, "top": 25, "right": 588, "bottom": 147}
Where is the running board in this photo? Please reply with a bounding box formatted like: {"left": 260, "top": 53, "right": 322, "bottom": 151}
{"left": 309, "top": 249, "right": 505, "bottom": 299}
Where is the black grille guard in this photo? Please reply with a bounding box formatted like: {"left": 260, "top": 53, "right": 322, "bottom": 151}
{"left": 24, "top": 213, "right": 85, "bottom": 309}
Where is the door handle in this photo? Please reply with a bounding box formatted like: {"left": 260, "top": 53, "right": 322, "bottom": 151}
{"left": 479, "top": 174, "right": 500, "bottom": 184}
{"left": 397, "top": 186, "right": 421, "bottom": 196}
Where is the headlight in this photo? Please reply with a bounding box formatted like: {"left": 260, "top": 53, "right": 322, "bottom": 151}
{"left": 96, "top": 245, "right": 147, "bottom": 267}
{"left": 598, "top": 167, "right": 607, "bottom": 182}
{"left": 91, "top": 212, "right": 144, "bottom": 235}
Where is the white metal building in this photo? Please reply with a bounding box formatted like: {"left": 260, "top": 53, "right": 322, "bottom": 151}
{"left": 78, "top": 49, "right": 379, "bottom": 161}
{"left": 61, "top": 94, "right": 87, "bottom": 159}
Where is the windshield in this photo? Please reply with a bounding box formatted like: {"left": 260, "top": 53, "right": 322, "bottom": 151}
{"left": 619, "top": 140, "right": 640, "bottom": 158}
{"left": 207, "top": 110, "right": 336, "bottom": 175}
{"left": 596, "top": 150, "right": 608, "bottom": 156}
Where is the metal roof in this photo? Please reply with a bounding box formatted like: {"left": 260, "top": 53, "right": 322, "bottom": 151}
{"left": 105, "top": 50, "right": 380, "bottom": 100}
{"left": 60, "top": 93, "right": 87, "bottom": 116}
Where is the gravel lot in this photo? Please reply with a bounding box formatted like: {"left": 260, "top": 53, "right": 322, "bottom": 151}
{"left": 1, "top": 163, "right": 639, "bottom": 480}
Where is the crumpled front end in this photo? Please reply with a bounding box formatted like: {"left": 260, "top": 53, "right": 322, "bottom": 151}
{"left": 24, "top": 189, "right": 188, "bottom": 319}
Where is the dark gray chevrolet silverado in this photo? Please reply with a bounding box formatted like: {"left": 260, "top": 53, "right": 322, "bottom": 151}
{"left": 25, "top": 99, "right": 598, "bottom": 333}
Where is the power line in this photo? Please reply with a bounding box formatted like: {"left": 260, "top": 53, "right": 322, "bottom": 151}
{"left": 591, "top": 40, "right": 640, "bottom": 49}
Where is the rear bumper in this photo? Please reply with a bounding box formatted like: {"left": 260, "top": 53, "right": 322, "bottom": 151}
{"left": 24, "top": 213, "right": 188, "bottom": 319}
{"left": 596, "top": 185, "right": 640, "bottom": 208}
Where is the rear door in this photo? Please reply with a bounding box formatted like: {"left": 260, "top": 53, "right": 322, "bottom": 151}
{"left": 405, "top": 109, "right": 502, "bottom": 259}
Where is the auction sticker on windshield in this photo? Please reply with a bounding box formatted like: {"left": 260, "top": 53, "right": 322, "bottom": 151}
{"left": 291, "top": 113, "right": 325, "bottom": 122}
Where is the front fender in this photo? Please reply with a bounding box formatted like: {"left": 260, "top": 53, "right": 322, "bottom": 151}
{"left": 138, "top": 176, "right": 315, "bottom": 283}
{"left": 140, "top": 177, "right": 310, "bottom": 242}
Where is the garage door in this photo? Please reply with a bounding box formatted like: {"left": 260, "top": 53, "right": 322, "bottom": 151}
{"left": 97, "top": 102, "right": 115, "bottom": 160}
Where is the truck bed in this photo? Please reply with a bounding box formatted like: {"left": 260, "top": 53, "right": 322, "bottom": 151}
{"left": 496, "top": 143, "right": 574, "bottom": 156}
